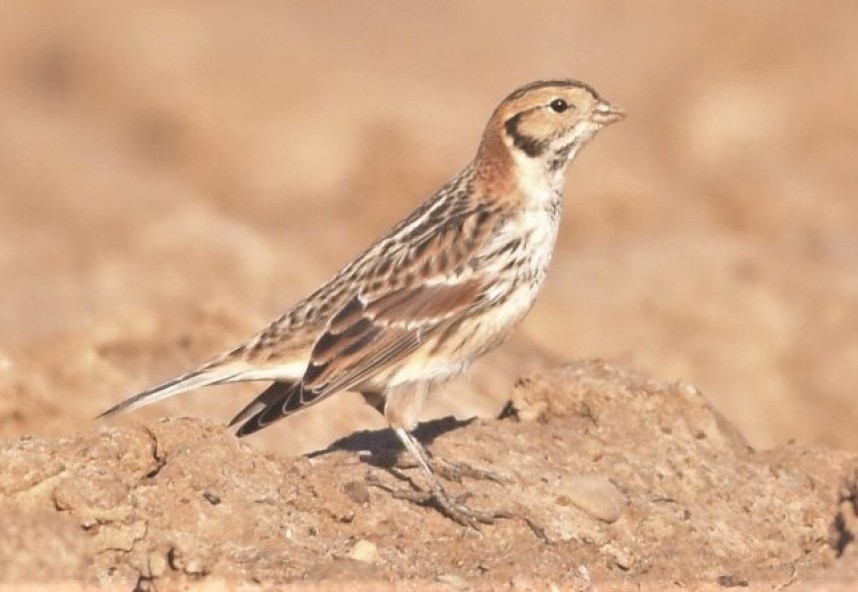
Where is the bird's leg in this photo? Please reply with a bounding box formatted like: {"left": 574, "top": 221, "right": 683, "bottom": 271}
{"left": 363, "top": 387, "right": 508, "bottom": 484}
{"left": 390, "top": 427, "right": 511, "bottom": 528}
{"left": 390, "top": 432, "right": 509, "bottom": 485}
{"left": 364, "top": 384, "right": 511, "bottom": 527}
{"left": 422, "top": 439, "right": 511, "bottom": 484}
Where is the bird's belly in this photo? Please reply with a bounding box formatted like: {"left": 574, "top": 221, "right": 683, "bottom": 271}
{"left": 459, "top": 280, "right": 542, "bottom": 356}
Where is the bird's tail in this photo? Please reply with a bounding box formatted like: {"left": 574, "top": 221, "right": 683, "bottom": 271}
{"left": 227, "top": 380, "right": 299, "bottom": 434}
{"left": 97, "top": 356, "right": 247, "bottom": 419}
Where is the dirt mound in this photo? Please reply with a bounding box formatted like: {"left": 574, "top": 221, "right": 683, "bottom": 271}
{"left": 2, "top": 361, "right": 855, "bottom": 590}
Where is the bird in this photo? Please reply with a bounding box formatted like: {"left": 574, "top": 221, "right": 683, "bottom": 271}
{"left": 99, "top": 79, "right": 625, "bottom": 527}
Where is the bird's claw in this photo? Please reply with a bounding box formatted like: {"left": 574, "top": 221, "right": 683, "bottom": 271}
{"left": 365, "top": 470, "right": 511, "bottom": 529}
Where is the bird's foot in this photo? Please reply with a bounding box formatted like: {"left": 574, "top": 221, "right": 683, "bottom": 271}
{"left": 426, "top": 455, "right": 510, "bottom": 486}
{"left": 428, "top": 485, "right": 513, "bottom": 528}
{"left": 366, "top": 471, "right": 512, "bottom": 529}
{"left": 393, "top": 448, "right": 509, "bottom": 485}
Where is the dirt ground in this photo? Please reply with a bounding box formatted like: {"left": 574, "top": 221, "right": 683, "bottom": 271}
{"left": 3, "top": 362, "right": 858, "bottom": 590}
{"left": 1, "top": 1, "right": 857, "bottom": 589}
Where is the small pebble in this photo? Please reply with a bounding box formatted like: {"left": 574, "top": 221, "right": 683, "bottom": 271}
{"left": 347, "top": 539, "right": 378, "bottom": 563}
{"left": 563, "top": 475, "right": 627, "bottom": 523}
{"left": 147, "top": 552, "right": 167, "bottom": 578}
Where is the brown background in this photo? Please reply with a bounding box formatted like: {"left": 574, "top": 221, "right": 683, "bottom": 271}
{"left": 1, "top": 1, "right": 857, "bottom": 454}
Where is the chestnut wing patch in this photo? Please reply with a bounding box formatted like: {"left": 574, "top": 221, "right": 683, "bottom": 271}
{"left": 305, "top": 281, "right": 483, "bottom": 393}
{"left": 237, "top": 280, "right": 485, "bottom": 433}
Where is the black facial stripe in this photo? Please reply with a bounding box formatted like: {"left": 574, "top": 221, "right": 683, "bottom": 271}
{"left": 548, "top": 138, "right": 580, "bottom": 172}
{"left": 504, "top": 112, "right": 549, "bottom": 158}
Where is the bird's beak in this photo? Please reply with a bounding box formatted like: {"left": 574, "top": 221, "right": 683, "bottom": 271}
{"left": 590, "top": 101, "right": 626, "bottom": 125}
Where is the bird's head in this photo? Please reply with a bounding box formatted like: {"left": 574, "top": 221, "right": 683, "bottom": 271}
{"left": 478, "top": 80, "right": 624, "bottom": 182}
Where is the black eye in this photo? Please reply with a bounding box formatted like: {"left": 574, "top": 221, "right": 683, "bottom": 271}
{"left": 550, "top": 99, "right": 569, "bottom": 113}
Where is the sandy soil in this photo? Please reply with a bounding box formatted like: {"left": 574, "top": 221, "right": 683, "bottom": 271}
{"left": 1, "top": 1, "right": 857, "bottom": 589}
{"left": 3, "top": 362, "right": 858, "bottom": 590}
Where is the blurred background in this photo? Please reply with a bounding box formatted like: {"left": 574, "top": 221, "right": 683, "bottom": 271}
{"left": 0, "top": 1, "right": 856, "bottom": 453}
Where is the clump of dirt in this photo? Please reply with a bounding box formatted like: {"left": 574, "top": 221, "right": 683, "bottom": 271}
{"left": 1, "top": 361, "right": 855, "bottom": 590}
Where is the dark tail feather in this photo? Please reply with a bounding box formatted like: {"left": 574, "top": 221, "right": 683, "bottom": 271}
{"left": 230, "top": 380, "right": 301, "bottom": 436}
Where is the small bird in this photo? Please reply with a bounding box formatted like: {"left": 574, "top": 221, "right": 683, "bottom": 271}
{"left": 100, "top": 79, "right": 624, "bottom": 526}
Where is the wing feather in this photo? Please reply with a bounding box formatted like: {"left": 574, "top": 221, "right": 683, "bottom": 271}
{"left": 234, "top": 280, "right": 486, "bottom": 435}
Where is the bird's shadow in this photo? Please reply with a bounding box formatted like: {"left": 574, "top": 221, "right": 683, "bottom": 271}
{"left": 307, "top": 415, "right": 474, "bottom": 469}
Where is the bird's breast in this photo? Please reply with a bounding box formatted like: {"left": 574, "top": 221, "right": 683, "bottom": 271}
{"left": 447, "top": 200, "right": 562, "bottom": 356}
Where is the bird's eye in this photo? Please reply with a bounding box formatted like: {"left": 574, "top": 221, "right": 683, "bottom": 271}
{"left": 550, "top": 99, "right": 569, "bottom": 113}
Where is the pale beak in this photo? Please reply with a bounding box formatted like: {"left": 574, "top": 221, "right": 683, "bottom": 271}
{"left": 591, "top": 101, "right": 626, "bottom": 125}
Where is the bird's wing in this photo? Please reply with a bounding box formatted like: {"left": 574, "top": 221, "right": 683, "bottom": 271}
{"left": 232, "top": 198, "right": 511, "bottom": 436}
{"left": 233, "top": 278, "right": 487, "bottom": 436}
